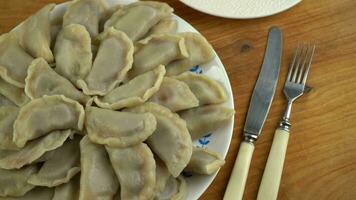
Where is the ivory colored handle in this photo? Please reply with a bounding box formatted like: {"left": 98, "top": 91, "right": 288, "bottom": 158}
{"left": 224, "top": 141, "right": 255, "bottom": 200}
{"left": 257, "top": 129, "right": 290, "bottom": 200}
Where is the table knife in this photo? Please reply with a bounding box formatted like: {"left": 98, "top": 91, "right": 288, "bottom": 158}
{"left": 224, "top": 27, "right": 283, "bottom": 200}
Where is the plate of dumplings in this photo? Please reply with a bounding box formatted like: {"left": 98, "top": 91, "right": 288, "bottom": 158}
{"left": 0, "top": 0, "right": 235, "bottom": 199}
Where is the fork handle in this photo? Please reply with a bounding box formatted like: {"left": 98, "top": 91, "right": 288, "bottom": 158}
{"left": 257, "top": 129, "right": 290, "bottom": 200}
{"left": 224, "top": 141, "right": 255, "bottom": 200}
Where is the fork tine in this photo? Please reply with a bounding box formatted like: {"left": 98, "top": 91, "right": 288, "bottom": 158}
{"left": 291, "top": 45, "right": 304, "bottom": 82}
{"left": 301, "top": 45, "right": 316, "bottom": 86}
{"left": 297, "top": 45, "right": 310, "bottom": 83}
{"left": 287, "top": 44, "right": 300, "bottom": 82}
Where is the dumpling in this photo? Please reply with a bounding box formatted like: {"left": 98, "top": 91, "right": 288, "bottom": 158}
{"left": 0, "top": 106, "right": 19, "bottom": 150}
{"left": 156, "top": 176, "right": 187, "bottom": 200}
{"left": 106, "top": 143, "right": 156, "bottom": 200}
{"left": 0, "top": 165, "right": 37, "bottom": 197}
{"left": 146, "top": 18, "right": 177, "bottom": 37}
{"left": 54, "top": 24, "right": 92, "bottom": 87}
{"left": 12, "top": 4, "right": 55, "bottom": 63}
{"left": 78, "top": 28, "right": 133, "bottom": 96}
{"left": 79, "top": 136, "right": 119, "bottom": 200}
{"left": 130, "top": 34, "right": 188, "bottom": 76}
{"left": 179, "top": 105, "right": 234, "bottom": 140}
{"left": 94, "top": 65, "right": 165, "bottom": 110}
{"left": 13, "top": 95, "right": 84, "bottom": 148}
{"left": 0, "top": 94, "right": 15, "bottom": 106}
{"left": 185, "top": 147, "right": 225, "bottom": 175}
{"left": 166, "top": 32, "right": 215, "bottom": 76}
{"left": 85, "top": 106, "right": 156, "bottom": 148}
{"left": 63, "top": 0, "right": 108, "bottom": 37}
{"left": 149, "top": 77, "right": 199, "bottom": 112}
{"left": 174, "top": 72, "right": 227, "bottom": 105}
{"left": 28, "top": 136, "right": 81, "bottom": 187}
{"left": 104, "top": 1, "right": 173, "bottom": 41}
{"left": 0, "top": 33, "right": 34, "bottom": 88}
{"left": 25, "top": 58, "right": 90, "bottom": 105}
{"left": 153, "top": 158, "right": 171, "bottom": 198}
{"left": 0, "top": 77, "right": 29, "bottom": 106}
{"left": 0, "top": 187, "right": 54, "bottom": 200}
{"left": 52, "top": 174, "right": 80, "bottom": 200}
{"left": 126, "top": 103, "right": 192, "bottom": 177}
{"left": 0, "top": 130, "right": 72, "bottom": 169}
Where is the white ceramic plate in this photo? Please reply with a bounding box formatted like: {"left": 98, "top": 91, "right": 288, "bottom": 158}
{"left": 51, "top": 1, "right": 235, "bottom": 199}
{"left": 180, "top": 0, "right": 301, "bottom": 19}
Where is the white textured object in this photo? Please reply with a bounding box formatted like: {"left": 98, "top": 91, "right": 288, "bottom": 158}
{"left": 180, "top": 0, "right": 301, "bottom": 19}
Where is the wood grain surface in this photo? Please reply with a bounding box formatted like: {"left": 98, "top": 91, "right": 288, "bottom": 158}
{"left": 1, "top": 0, "right": 356, "bottom": 199}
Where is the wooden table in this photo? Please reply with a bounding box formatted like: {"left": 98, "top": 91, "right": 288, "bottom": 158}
{"left": 1, "top": 0, "right": 356, "bottom": 199}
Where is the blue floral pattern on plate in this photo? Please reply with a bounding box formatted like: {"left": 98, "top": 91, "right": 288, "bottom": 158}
{"left": 190, "top": 65, "right": 203, "bottom": 74}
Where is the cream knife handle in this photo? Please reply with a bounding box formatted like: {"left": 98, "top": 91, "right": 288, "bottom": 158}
{"left": 224, "top": 141, "right": 255, "bottom": 200}
{"left": 257, "top": 129, "right": 290, "bottom": 200}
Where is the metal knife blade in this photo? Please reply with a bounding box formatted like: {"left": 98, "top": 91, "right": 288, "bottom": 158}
{"left": 243, "top": 27, "right": 283, "bottom": 142}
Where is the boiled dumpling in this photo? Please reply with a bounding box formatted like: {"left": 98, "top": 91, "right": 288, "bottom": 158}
{"left": 0, "top": 77, "right": 29, "bottom": 107}
{"left": 149, "top": 77, "right": 199, "bottom": 112}
{"left": 156, "top": 176, "right": 187, "bottom": 200}
{"left": 94, "top": 65, "right": 165, "bottom": 110}
{"left": 78, "top": 28, "right": 133, "bottom": 96}
{"left": 63, "top": 0, "right": 108, "bottom": 37}
{"left": 0, "top": 130, "right": 72, "bottom": 169}
{"left": 153, "top": 158, "right": 171, "bottom": 198}
{"left": 104, "top": 1, "right": 173, "bottom": 41}
{"left": 174, "top": 72, "right": 227, "bottom": 105}
{"left": 127, "top": 103, "right": 192, "bottom": 177}
{"left": 0, "top": 33, "right": 34, "bottom": 88}
{"left": 0, "top": 106, "right": 19, "bottom": 150}
{"left": 85, "top": 106, "right": 156, "bottom": 148}
{"left": 146, "top": 18, "right": 177, "bottom": 37}
{"left": 12, "top": 4, "right": 55, "bottom": 63}
{"left": 25, "top": 58, "right": 90, "bottom": 105}
{"left": 185, "top": 147, "right": 225, "bottom": 175}
{"left": 166, "top": 32, "right": 215, "bottom": 76}
{"left": 52, "top": 174, "right": 80, "bottom": 200}
{"left": 79, "top": 136, "right": 119, "bottom": 200}
{"left": 54, "top": 24, "right": 92, "bottom": 87}
{"left": 0, "top": 94, "right": 15, "bottom": 106}
{"left": 106, "top": 143, "right": 156, "bottom": 200}
{"left": 28, "top": 136, "right": 81, "bottom": 187}
{"left": 131, "top": 34, "right": 188, "bottom": 76}
{"left": 13, "top": 95, "right": 84, "bottom": 148}
{"left": 179, "top": 105, "right": 234, "bottom": 139}
{"left": 0, "top": 165, "right": 37, "bottom": 197}
{"left": 0, "top": 187, "right": 54, "bottom": 200}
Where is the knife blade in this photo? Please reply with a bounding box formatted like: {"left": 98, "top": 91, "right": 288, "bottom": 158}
{"left": 224, "top": 27, "right": 283, "bottom": 200}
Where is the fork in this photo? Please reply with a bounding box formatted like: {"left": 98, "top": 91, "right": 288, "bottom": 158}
{"left": 256, "top": 44, "right": 316, "bottom": 200}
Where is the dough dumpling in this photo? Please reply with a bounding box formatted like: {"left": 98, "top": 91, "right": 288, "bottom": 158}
{"left": 63, "top": 0, "right": 108, "bottom": 37}
{"left": 54, "top": 24, "right": 92, "bottom": 87}
{"left": 0, "top": 187, "right": 54, "bottom": 200}
{"left": 146, "top": 18, "right": 177, "bottom": 37}
{"left": 104, "top": 1, "right": 173, "bottom": 41}
{"left": 166, "top": 32, "right": 215, "bottom": 76}
{"left": 25, "top": 58, "right": 90, "bottom": 105}
{"left": 94, "top": 65, "right": 165, "bottom": 110}
{"left": 13, "top": 95, "right": 84, "bottom": 148}
{"left": 185, "top": 147, "right": 225, "bottom": 175}
{"left": 79, "top": 136, "right": 119, "bottom": 200}
{"left": 106, "top": 143, "right": 156, "bottom": 200}
{"left": 52, "top": 174, "right": 80, "bottom": 200}
{"left": 0, "top": 106, "right": 19, "bottom": 150}
{"left": 85, "top": 106, "right": 156, "bottom": 148}
{"left": 0, "top": 130, "right": 72, "bottom": 169}
{"left": 0, "top": 165, "right": 38, "bottom": 197}
{"left": 0, "top": 33, "right": 33, "bottom": 88}
{"left": 156, "top": 176, "right": 187, "bottom": 200}
{"left": 0, "top": 77, "right": 29, "bottom": 106}
{"left": 28, "top": 136, "right": 81, "bottom": 187}
{"left": 78, "top": 28, "right": 133, "bottom": 96}
{"left": 174, "top": 72, "right": 227, "bottom": 105}
{"left": 131, "top": 34, "right": 188, "bottom": 76}
{"left": 12, "top": 4, "right": 55, "bottom": 63}
{"left": 153, "top": 158, "right": 171, "bottom": 198}
{"left": 179, "top": 105, "right": 234, "bottom": 139}
{"left": 127, "top": 103, "right": 192, "bottom": 177}
{"left": 149, "top": 77, "right": 199, "bottom": 112}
